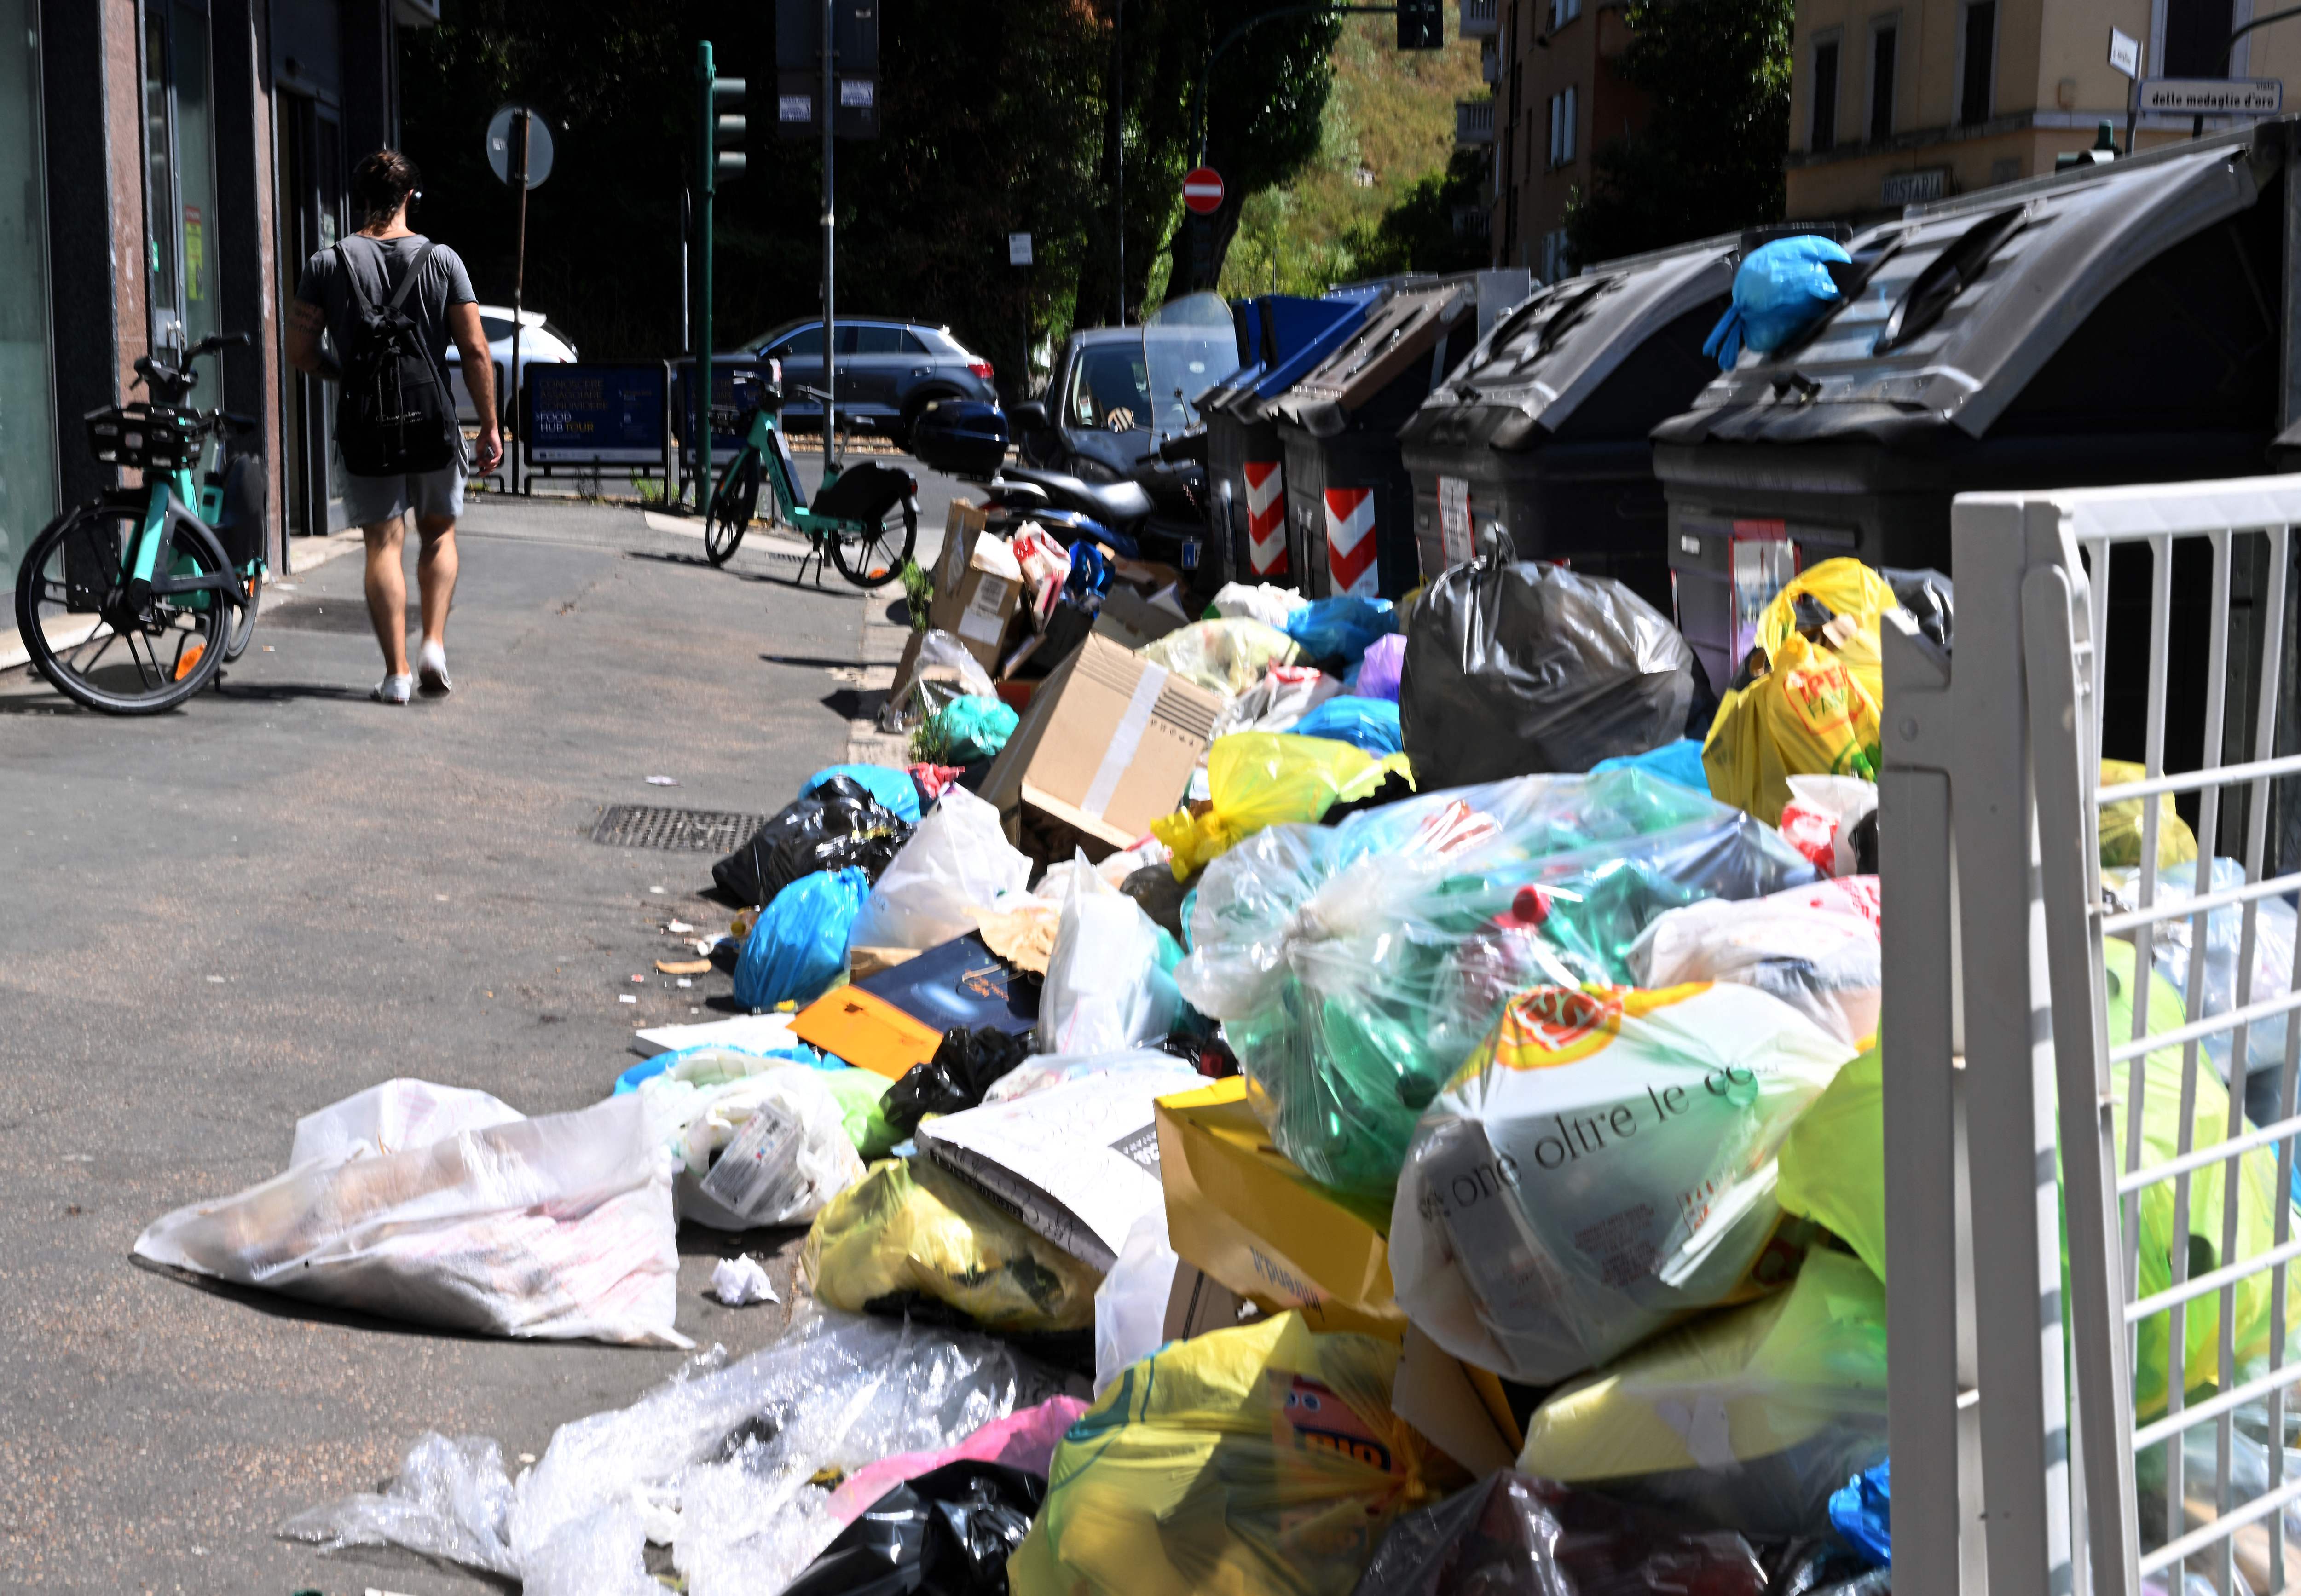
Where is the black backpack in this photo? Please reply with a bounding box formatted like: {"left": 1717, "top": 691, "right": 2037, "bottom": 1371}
{"left": 333, "top": 237, "right": 458, "bottom": 476}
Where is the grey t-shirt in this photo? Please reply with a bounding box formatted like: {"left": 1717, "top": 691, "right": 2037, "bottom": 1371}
{"left": 295, "top": 233, "right": 477, "bottom": 377}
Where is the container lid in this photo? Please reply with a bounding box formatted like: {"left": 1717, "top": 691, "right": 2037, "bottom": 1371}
{"left": 1656, "top": 127, "right": 2277, "bottom": 448}
{"left": 1204, "top": 291, "right": 1380, "bottom": 422}
{"left": 1265, "top": 281, "right": 1475, "bottom": 437}
{"left": 1402, "top": 238, "right": 1737, "bottom": 452}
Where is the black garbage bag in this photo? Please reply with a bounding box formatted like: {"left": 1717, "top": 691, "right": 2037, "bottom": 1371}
{"left": 1399, "top": 554, "right": 1694, "bottom": 788}
{"left": 1350, "top": 1470, "right": 1769, "bottom": 1596}
{"left": 782, "top": 1460, "right": 1046, "bottom": 1596}
{"left": 883, "top": 1026, "right": 1037, "bottom": 1136}
{"left": 712, "top": 777, "right": 913, "bottom": 909}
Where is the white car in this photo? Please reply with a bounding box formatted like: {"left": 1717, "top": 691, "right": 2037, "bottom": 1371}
{"left": 443, "top": 304, "right": 579, "bottom": 423}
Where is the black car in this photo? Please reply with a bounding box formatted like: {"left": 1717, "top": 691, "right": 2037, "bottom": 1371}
{"left": 737, "top": 317, "right": 999, "bottom": 447}
{"left": 1013, "top": 298, "right": 1242, "bottom": 481}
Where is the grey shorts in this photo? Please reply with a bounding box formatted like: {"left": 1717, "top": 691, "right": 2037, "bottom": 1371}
{"left": 343, "top": 464, "right": 465, "bottom": 529}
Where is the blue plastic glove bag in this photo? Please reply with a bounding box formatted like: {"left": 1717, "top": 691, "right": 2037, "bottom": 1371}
{"left": 803, "top": 764, "right": 921, "bottom": 826}
{"left": 734, "top": 866, "right": 869, "bottom": 1011}
{"left": 1703, "top": 235, "right": 1850, "bottom": 370}
{"left": 1829, "top": 1458, "right": 1891, "bottom": 1566}
{"left": 1283, "top": 594, "right": 1395, "bottom": 666}
{"left": 1292, "top": 695, "right": 1404, "bottom": 756}
{"left": 1589, "top": 737, "right": 1710, "bottom": 794}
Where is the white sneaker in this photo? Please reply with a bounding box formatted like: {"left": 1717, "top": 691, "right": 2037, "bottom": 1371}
{"left": 417, "top": 641, "right": 453, "bottom": 696}
{"left": 371, "top": 673, "right": 413, "bottom": 705}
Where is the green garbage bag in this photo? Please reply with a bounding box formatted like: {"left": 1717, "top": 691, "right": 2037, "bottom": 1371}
{"left": 1775, "top": 938, "right": 2294, "bottom": 1420}
{"left": 1174, "top": 769, "right": 1817, "bottom": 1201}
{"left": 915, "top": 696, "right": 1018, "bottom": 765}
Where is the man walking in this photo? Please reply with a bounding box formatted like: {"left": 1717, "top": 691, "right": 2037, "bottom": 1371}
{"left": 286, "top": 150, "right": 503, "bottom": 703}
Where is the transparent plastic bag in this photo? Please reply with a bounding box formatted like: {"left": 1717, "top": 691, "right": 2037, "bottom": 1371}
{"left": 135, "top": 1090, "right": 687, "bottom": 1347}
{"left": 283, "top": 1309, "right": 1051, "bottom": 1596}
{"left": 1211, "top": 581, "right": 1310, "bottom": 631}
{"left": 1350, "top": 1469, "right": 1770, "bottom": 1596}
{"left": 824, "top": 1395, "right": 1089, "bottom": 1525}
{"left": 286, "top": 1077, "right": 525, "bottom": 1169}
{"left": 2104, "top": 854, "right": 2295, "bottom": 1081}
{"left": 1094, "top": 1208, "right": 1181, "bottom": 1398}
{"left": 1010, "top": 1311, "right": 1462, "bottom": 1596}
{"left": 1038, "top": 871, "right": 1184, "bottom": 1055}
{"left": 1776, "top": 774, "right": 1878, "bottom": 878}
{"left": 803, "top": 1157, "right": 1105, "bottom": 1333}
{"left": 1175, "top": 770, "right": 1818, "bottom": 1198}
{"left": 1389, "top": 981, "right": 1856, "bottom": 1384}
{"left": 1138, "top": 617, "right": 1304, "bottom": 697}
{"left": 1211, "top": 663, "right": 1342, "bottom": 739}
{"left": 1628, "top": 875, "right": 1882, "bottom": 1048}
{"left": 850, "top": 786, "right": 1033, "bottom": 951}
{"left": 1514, "top": 1248, "right": 1888, "bottom": 1540}
{"left": 639, "top": 1066, "right": 868, "bottom": 1229}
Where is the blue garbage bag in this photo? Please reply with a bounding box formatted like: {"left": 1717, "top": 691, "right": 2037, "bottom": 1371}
{"left": 1829, "top": 1458, "right": 1891, "bottom": 1567}
{"left": 802, "top": 764, "right": 921, "bottom": 826}
{"left": 734, "top": 867, "right": 869, "bottom": 1011}
{"left": 1292, "top": 695, "right": 1404, "bottom": 756}
{"left": 1589, "top": 737, "right": 1710, "bottom": 794}
{"left": 1283, "top": 594, "right": 1395, "bottom": 665}
{"left": 1703, "top": 236, "right": 1850, "bottom": 369}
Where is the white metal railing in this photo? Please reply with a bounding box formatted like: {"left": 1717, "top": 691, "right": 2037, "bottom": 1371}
{"left": 1456, "top": 98, "right": 1496, "bottom": 146}
{"left": 1885, "top": 475, "right": 2301, "bottom": 1596}
{"left": 1458, "top": 0, "right": 1499, "bottom": 39}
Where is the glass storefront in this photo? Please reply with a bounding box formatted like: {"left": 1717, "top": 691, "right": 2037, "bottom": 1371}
{"left": 142, "top": 0, "right": 221, "bottom": 366}
{"left": 0, "top": 0, "right": 56, "bottom": 601}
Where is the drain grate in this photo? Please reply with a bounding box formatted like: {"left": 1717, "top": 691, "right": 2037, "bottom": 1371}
{"left": 590, "top": 805, "right": 764, "bottom": 853}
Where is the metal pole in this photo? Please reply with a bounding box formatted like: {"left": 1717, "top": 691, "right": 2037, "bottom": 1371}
{"left": 1115, "top": 0, "right": 1125, "bottom": 325}
{"left": 698, "top": 41, "right": 715, "bottom": 514}
{"left": 510, "top": 109, "right": 530, "bottom": 497}
{"left": 822, "top": 0, "right": 836, "bottom": 478}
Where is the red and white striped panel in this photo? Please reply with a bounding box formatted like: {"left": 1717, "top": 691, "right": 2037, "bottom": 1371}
{"left": 1324, "top": 486, "right": 1379, "bottom": 597}
{"left": 1243, "top": 460, "right": 1287, "bottom": 576}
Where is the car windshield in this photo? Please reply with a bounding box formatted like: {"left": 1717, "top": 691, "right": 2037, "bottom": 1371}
{"left": 1067, "top": 344, "right": 1152, "bottom": 432}
{"left": 1141, "top": 292, "right": 1241, "bottom": 439}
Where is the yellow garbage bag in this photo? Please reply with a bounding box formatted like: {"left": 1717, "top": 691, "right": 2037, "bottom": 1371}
{"left": 1009, "top": 1311, "right": 1461, "bottom": 1596}
{"left": 1514, "top": 1247, "right": 1886, "bottom": 1539}
{"left": 2099, "top": 758, "right": 2199, "bottom": 870}
{"left": 1774, "top": 939, "right": 2293, "bottom": 1421}
{"left": 1151, "top": 734, "right": 1411, "bottom": 878}
{"left": 802, "top": 1156, "right": 1102, "bottom": 1333}
{"left": 1752, "top": 558, "right": 1904, "bottom": 708}
{"left": 1702, "top": 630, "right": 1884, "bottom": 826}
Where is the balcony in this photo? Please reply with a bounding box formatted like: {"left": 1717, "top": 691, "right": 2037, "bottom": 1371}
{"left": 1456, "top": 98, "right": 1496, "bottom": 145}
{"left": 1481, "top": 37, "right": 1499, "bottom": 84}
{"left": 1459, "top": 0, "right": 1499, "bottom": 39}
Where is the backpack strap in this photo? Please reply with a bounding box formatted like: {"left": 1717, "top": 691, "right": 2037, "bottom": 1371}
{"left": 333, "top": 236, "right": 437, "bottom": 315}
{"left": 387, "top": 242, "right": 439, "bottom": 312}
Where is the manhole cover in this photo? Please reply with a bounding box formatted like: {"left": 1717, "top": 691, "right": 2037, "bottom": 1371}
{"left": 590, "top": 805, "right": 763, "bottom": 852}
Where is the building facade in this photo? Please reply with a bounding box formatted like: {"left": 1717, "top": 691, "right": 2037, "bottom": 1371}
{"left": 1471, "top": 0, "right": 1651, "bottom": 282}
{"left": 2, "top": 0, "right": 427, "bottom": 655}
{"left": 1788, "top": 0, "right": 2300, "bottom": 222}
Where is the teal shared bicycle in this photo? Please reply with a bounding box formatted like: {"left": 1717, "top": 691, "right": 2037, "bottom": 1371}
{"left": 14, "top": 331, "right": 266, "bottom": 714}
{"left": 700, "top": 366, "right": 918, "bottom": 587}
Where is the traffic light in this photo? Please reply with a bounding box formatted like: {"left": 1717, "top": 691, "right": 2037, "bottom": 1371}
{"left": 1398, "top": 0, "right": 1443, "bottom": 48}
{"left": 711, "top": 75, "right": 747, "bottom": 184}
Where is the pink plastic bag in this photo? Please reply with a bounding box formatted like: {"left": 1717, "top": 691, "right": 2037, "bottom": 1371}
{"left": 825, "top": 1394, "right": 1089, "bottom": 1523}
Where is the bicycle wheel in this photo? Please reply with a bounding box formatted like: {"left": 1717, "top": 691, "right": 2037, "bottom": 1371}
{"left": 830, "top": 498, "right": 917, "bottom": 589}
{"left": 221, "top": 560, "right": 264, "bottom": 662}
{"left": 705, "top": 455, "right": 759, "bottom": 567}
{"left": 14, "top": 500, "right": 233, "bottom": 714}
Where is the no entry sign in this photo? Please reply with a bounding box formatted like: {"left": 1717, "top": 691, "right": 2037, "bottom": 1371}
{"left": 1182, "top": 167, "right": 1225, "bottom": 215}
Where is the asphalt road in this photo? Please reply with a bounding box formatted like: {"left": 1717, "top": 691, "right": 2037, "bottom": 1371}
{"left": 0, "top": 466, "right": 966, "bottom": 1594}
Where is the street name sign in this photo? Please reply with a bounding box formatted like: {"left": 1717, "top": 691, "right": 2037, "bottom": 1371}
{"left": 2137, "top": 78, "right": 2284, "bottom": 115}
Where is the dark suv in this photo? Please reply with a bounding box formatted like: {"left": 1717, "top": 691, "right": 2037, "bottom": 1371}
{"left": 737, "top": 317, "right": 997, "bottom": 447}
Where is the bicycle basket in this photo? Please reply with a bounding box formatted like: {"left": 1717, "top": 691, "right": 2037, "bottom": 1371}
{"left": 86, "top": 404, "right": 199, "bottom": 472}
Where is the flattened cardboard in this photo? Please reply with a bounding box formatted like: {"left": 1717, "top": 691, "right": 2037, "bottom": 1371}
{"left": 790, "top": 932, "right": 1036, "bottom": 1079}
{"left": 1392, "top": 1322, "right": 1526, "bottom": 1474}
{"left": 1153, "top": 1076, "right": 1404, "bottom": 1337}
{"left": 979, "top": 632, "right": 1220, "bottom": 852}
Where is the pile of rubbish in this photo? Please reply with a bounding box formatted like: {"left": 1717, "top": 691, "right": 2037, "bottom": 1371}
{"left": 133, "top": 511, "right": 2301, "bottom": 1594}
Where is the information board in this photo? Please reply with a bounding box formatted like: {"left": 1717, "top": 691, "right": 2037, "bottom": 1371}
{"left": 525, "top": 364, "right": 667, "bottom": 465}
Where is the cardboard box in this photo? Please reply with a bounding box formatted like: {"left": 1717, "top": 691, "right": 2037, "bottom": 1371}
{"left": 978, "top": 631, "right": 1221, "bottom": 854}
{"left": 1153, "top": 1075, "right": 1405, "bottom": 1337}
{"left": 1392, "top": 1323, "right": 1526, "bottom": 1474}
{"left": 1090, "top": 584, "right": 1192, "bottom": 651}
{"left": 923, "top": 499, "right": 1021, "bottom": 674}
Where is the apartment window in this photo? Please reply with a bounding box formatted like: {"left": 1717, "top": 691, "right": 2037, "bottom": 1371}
{"left": 1541, "top": 229, "right": 1571, "bottom": 284}
{"left": 2164, "top": 0, "right": 2235, "bottom": 77}
{"left": 1868, "top": 22, "right": 1897, "bottom": 145}
{"left": 1959, "top": 1, "right": 1995, "bottom": 125}
{"left": 1548, "top": 84, "right": 1577, "bottom": 165}
{"left": 1548, "top": 0, "right": 1580, "bottom": 28}
{"left": 1811, "top": 37, "right": 1840, "bottom": 153}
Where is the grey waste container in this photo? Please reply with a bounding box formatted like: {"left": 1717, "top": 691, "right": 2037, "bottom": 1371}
{"left": 1652, "top": 120, "right": 2301, "bottom": 757}
{"left": 1397, "top": 235, "right": 1744, "bottom": 614}
{"left": 1267, "top": 280, "right": 1484, "bottom": 600}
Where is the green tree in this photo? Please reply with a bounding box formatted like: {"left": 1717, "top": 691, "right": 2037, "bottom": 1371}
{"left": 1349, "top": 146, "right": 1491, "bottom": 277}
{"left": 1562, "top": 0, "right": 1792, "bottom": 268}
